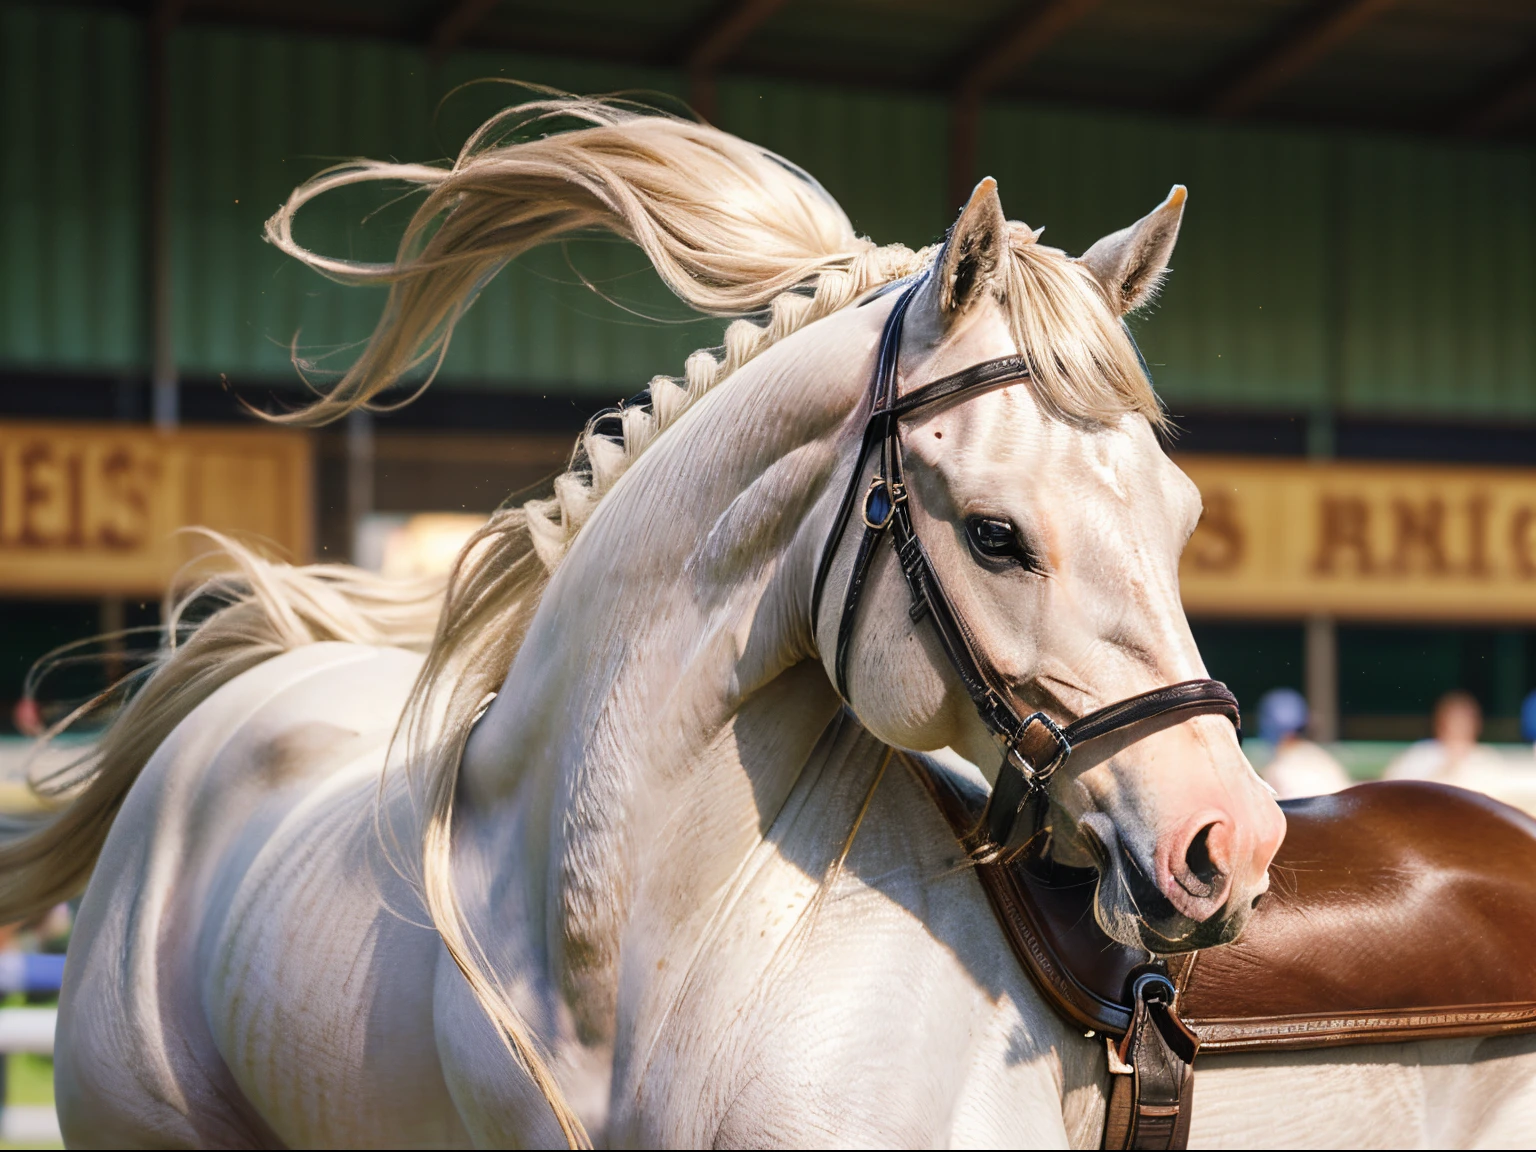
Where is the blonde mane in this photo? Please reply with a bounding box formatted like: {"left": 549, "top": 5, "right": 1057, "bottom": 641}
{"left": 0, "top": 94, "right": 1161, "bottom": 1149}
{"left": 262, "top": 95, "right": 1158, "bottom": 567}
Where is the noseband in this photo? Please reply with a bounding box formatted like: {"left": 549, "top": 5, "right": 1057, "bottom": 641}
{"left": 810, "top": 276, "right": 1241, "bottom": 849}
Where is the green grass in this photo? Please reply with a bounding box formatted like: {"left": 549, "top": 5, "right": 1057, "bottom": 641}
{"left": 0, "top": 1055, "right": 59, "bottom": 1149}
{"left": 6, "top": 1053, "right": 53, "bottom": 1109}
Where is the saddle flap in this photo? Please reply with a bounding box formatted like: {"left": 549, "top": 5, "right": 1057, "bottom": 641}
{"left": 1178, "top": 781, "right": 1536, "bottom": 1052}
{"left": 914, "top": 755, "right": 1536, "bottom": 1054}
{"left": 914, "top": 754, "right": 1145, "bottom": 1036}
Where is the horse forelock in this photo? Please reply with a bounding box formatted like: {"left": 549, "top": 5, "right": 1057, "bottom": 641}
{"left": 998, "top": 228, "right": 1166, "bottom": 432}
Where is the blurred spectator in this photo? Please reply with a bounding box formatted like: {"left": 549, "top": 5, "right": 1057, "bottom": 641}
{"left": 10, "top": 697, "right": 42, "bottom": 738}
{"left": 1385, "top": 690, "right": 1504, "bottom": 784}
{"left": 1256, "top": 688, "right": 1350, "bottom": 799}
{"left": 0, "top": 902, "right": 72, "bottom": 959}
{"left": 1522, "top": 689, "right": 1536, "bottom": 745}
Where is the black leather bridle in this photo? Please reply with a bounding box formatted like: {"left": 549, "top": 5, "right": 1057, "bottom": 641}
{"left": 810, "top": 275, "right": 1242, "bottom": 850}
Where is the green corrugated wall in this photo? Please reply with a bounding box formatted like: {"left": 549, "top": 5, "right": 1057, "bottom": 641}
{"left": 166, "top": 26, "right": 722, "bottom": 394}
{"left": 1338, "top": 140, "right": 1536, "bottom": 418}
{"left": 1, "top": 6, "right": 145, "bottom": 371}
{"left": 2, "top": 3, "right": 1534, "bottom": 417}
{"left": 718, "top": 78, "right": 949, "bottom": 252}
{"left": 979, "top": 108, "right": 1334, "bottom": 412}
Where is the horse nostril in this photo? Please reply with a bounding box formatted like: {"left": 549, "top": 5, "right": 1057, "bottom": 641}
{"left": 1185, "top": 823, "right": 1222, "bottom": 888}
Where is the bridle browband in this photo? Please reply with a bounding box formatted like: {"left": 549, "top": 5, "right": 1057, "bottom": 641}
{"left": 810, "top": 275, "right": 1241, "bottom": 849}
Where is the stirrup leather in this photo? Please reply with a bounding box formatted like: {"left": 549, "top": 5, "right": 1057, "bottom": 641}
{"left": 1102, "top": 968, "right": 1198, "bottom": 1150}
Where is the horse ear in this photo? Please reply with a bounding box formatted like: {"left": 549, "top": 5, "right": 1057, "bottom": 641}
{"left": 935, "top": 177, "right": 1009, "bottom": 317}
{"left": 1078, "top": 185, "right": 1186, "bottom": 315}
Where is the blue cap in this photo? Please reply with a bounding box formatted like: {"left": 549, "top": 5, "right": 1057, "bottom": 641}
{"left": 1521, "top": 690, "right": 1536, "bottom": 743}
{"left": 1258, "top": 688, "right": 1309, "bottom": 744}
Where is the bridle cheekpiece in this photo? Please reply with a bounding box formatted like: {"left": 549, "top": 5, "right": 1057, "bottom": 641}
{"left": 810, "top": 275, "right": 1241, "bottom": 851}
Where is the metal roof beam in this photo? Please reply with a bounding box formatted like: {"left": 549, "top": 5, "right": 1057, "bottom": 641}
{"left": 1204, "top": 0, "right": 1399, "bottom": 120}
{"left": 682, "top": 0, "right": 790, "bottom": 121}
{"left": 955, "top": 0, "right": 1103, "bottom": 101}
{"left": 1461, "top": 49, "right": 1536, "bottom": 136}
{"left": 429, "top": 0, "right": 502, "bottom": 62}
{"left": 948, "top": 0, "right": 1103, "bottom": 212}
{"left": 685, "top": 0, "right": 789, "bottom": 74}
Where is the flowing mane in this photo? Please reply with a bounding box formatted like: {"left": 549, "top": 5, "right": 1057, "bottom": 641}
{"left": 0, "top": 94, "right": 1166, "bottom": 1149}
{"left": 264, "top": 96, "right": 1161, "bottom": 571}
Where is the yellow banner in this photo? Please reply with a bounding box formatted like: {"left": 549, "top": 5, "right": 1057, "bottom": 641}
{"left": 1178, "top": 456, "right": 1536, "bottom": 621}
{"left": 0, "top": 421, "right": 312, "bottom": 597}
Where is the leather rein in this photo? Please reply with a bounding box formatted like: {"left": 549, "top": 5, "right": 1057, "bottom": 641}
{"left": 810, "top": 275, "right": 1241, "bottom": 851}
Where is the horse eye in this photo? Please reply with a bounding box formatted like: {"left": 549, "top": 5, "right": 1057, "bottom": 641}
{"left": 964, "top": 517, "right": 1044, "bottom": 573}
{"left": 967, "top": 517, "right": 1020, "bottom": 559}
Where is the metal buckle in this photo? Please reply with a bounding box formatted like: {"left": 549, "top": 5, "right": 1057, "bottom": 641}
{"left": 1131, "top": 969, "right": 1178, "bottom": 1008}
{"left": 861, "top": 476, "right": 905, "bottom": 530}
{"left": 1004, "top": 710, "right": 1070, "bottom": 789}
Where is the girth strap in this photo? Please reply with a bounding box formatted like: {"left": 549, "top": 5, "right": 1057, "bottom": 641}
{"left": 812, "top": 276, "right": 1240, "bottom": 850}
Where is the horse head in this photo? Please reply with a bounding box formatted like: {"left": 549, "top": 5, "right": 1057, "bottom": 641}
{"left": 816, "top": 179, "right": 1285, "bottom": 953}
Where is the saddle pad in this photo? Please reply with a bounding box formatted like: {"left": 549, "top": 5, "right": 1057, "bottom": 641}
{"left": 912, "top": 758, "right": 1536, "bottom": 1054}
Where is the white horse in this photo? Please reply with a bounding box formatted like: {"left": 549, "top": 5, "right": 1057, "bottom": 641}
{"left": 6, "top": 99, "right": 1534, "bottom": 1148}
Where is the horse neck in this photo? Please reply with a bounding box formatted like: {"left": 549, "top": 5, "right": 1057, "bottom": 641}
{"left": 463, "top": 306, "right": 882, "bottom": 1038}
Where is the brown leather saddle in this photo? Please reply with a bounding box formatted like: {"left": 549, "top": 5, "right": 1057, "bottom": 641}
{"left": 914, "top": 763, "right": 1536, "bottom": 1148}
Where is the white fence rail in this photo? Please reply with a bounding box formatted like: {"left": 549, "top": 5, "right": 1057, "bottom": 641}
{"left": 0, "top": 1007, "right": 55, "bottom": 1055}
{"left": 0, "top": 1006, "right": 60, "bottom": 1145}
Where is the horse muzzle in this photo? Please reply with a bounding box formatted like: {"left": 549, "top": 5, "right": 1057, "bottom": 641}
{"left": 1083, "top": 811, "right": 1279, "bottom": 953}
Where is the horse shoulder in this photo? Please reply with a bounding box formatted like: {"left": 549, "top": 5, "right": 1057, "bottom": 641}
{"left": 611, "top": 741, "right": 1096, "bottom": 1147}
